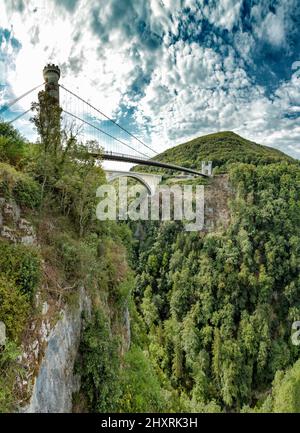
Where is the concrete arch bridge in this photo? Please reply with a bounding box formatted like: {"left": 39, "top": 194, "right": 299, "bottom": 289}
{"left": 105, "top": 170, "right": 163, "bottom": 196}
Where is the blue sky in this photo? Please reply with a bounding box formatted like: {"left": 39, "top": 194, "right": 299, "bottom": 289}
{"left": 1, "top": 0, "right": 300, "bottom": 159}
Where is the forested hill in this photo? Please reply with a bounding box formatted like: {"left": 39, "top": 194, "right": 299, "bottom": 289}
{"left": 144, "top": 131, "right": 295, "bottom": 172}
{"left": 129, "top": 131, "right": 300, "bottom": 412}
{"left": 131, "top": 161, "right": 300, "bottom": 412}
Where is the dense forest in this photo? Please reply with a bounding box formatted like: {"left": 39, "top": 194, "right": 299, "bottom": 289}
{"left": 130, "top": 161, "right": 300, "bottom": 411}
{"left": 0, "top": 94, "right": 300, "bottom": 412}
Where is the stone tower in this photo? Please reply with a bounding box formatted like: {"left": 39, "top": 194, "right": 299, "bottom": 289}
{"left": 38, "top": 64, "right": 61, "bottom": 143}
{"left": 43, "top": 63, "right": 60, "bottom": 103}
{"left": 201, "top": 161, "right": 213, "bottom": 176}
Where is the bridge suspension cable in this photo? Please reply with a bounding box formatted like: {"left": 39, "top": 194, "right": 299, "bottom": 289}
{"left": 7, "top": 108, "right": 32, "bottom": 124}
{"left": 0, "top": 82, "right": 45, "bottom": 115}
{"left": 62, "top": 109, "right": 151, "bottom": 158}
{"left": 59, "top": 83, "right": 157, "bottom": 155}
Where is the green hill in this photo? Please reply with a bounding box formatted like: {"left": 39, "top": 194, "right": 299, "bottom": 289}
{"left": 136, "top": 131, "right": 295, "bottom": 173}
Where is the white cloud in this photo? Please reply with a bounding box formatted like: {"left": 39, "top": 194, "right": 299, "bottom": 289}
{"left": 202, "top": 0, "right": 243, "bottom": 32}
{"left": 1, "top": 0, "right": 300, "bottom": 160}
{"left": 263, "top": 12, "right": 285, "bottom": 47}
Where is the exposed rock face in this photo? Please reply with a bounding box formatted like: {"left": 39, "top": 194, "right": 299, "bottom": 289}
{"left": 0, "top": 196, "right": 130, "bottom": 413}
{"left": 163, "top": 174, "right": 232, "bottom": 232}
{"left": 0, "top": 198, "right": 36, "bottom": 245}
{"left": 203, "top": 174, "right": 232, "bottom": 231}
{"left": 123, "top": 306, "right": 131, "bottom": 352}
{"left": 0, "top": 197, "right": 95, "bottom": 413}
{"left": 21, "top": 289, "right": 91, "bottom": 413}
{"left": 0, "top": 321, "right": 6, "bottom": 346}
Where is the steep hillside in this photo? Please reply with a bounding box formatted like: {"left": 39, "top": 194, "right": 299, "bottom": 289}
{"left": 0, "top": 115, "right": 170, "bottom": 414}
{"left": 0, "top": 120, "right": 133, "bottom": 412}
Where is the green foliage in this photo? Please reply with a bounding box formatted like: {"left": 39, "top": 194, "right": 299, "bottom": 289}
{"left": 271, "top": 360, "right": 300, "bottom": 412}
{"left": 118, "top": 345, "right": 165, "bottom": 412}
{"left": 76, "top": 310, "right": 120, "bottom": 412}
{"left": 0, "top": 241, "right": 41, "bottom": 301}
{"left": 0, "top": 276, "right": 30, "bottom": 341}
{"left": 97, "top": 237, "right": 130, "bottom": 300}
{"left": 0, "top": 120, "right": 25, "bottom": 142}
{"left": 55, "top": 161, "right": 105, "bottom": 236}
{"left": 131, "top": 162, "right": 300, "bottom": 411}
{"left": 115, "top": 272, "right": 134, "bottom": 307}
{"left": 0, "top": 120, "right": 28, "bottom": 167}
{"left": 0, "top": 136, "right": 27, "bottom": 167}
{"left": 243, "top": 359, "right": 300, "bottom": 413}
{"left": 0, "top": 162, "right": 41, "bottom": 208}
{"left": 141, "top": 285, "right": 159, "bottom": 328}
{"left": 0, "top": 122, "right": 41, "bottom": 206}
{"left": 29, "top": 92, "right": 106, "bottom": 235}
{"left": 52, "top": 232, "right": 88, "bottom": 282}
{"left": 0, "top": 341, "right": 23, "bottom": 412}
{"left": 31, "top": 91, "right": 62, "bottom": 156}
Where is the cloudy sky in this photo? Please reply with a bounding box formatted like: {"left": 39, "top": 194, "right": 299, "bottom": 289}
{"left": 1, "top": 0, "right": 300, "bottom": 159}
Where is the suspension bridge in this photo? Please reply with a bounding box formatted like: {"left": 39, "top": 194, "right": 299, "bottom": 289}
{"left": 0, "top": 64, "right": 211, "bottom": 190}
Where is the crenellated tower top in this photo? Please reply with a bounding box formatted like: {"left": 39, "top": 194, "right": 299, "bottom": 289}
{"left": 43, "top": 64, "right": 61, "bottom": 102}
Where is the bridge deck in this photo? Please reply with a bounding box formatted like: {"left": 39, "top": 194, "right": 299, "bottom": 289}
{"left": 91, "top": 151, "right": 208, "bottom": 177}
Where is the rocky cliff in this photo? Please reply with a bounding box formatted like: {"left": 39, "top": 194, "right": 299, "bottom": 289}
{"left": 0, "top": 197, "right": 91, "bottom": 412}
{"left": 22, "top": 288, "right": 91, "bottom": 413}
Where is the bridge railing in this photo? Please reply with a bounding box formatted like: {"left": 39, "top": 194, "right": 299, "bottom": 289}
{"left": 102, "top": 150, "right": 152, "bottom": 161}
{"left": 99, "top": 151, "right": 208, "bottom": 177}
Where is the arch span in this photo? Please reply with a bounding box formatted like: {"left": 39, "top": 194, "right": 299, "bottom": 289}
{"left": 105, "top": 170, "right": 163, "bottom": 195}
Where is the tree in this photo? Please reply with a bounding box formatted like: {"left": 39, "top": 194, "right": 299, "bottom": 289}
{"left": 76, "top": 310, "right": 120, "bottom": 412}
{"left": 30, "top": 91, "right": 105, "bottom": 235}
{"left": 0, "top": 120, "right": 27, "bottom": 166}
{"left": 31, "top": 91, "right": 62, "bottom": 156}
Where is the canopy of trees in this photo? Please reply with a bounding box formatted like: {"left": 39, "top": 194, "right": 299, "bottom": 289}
{"left": 132, "top": 162, "right": 300, "bottom": 411}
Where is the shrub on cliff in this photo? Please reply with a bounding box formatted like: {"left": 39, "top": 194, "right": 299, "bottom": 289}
{"left": 0, "top": 162, "right": 41, "bottom": 208}
{"left": 0, "top": 341, "right": 23, "bottom": 412}
{"left": 118, "top": 345, "right": 165, "bottom": 412}
{"left": 0, "top": 121, "right": 28, "bottom": 168}
{"left": 0, "top": 276, "right": 30, "bottom": 341}
{"left": 76, "top": 310, "right": 120, "bottom": 412}
{"left": 0, "top": 241, "right": 41, "bottom": 301}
